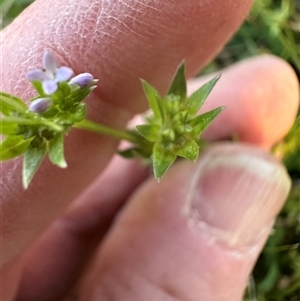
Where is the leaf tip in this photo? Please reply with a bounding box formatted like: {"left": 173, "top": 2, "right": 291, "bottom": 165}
{"left": 215, "top": 73, "right": 222, "bottom": 80}
{"left": 22, "top": 170, "right": 29, "bottom": 190}
{"left": 153, "top": 170, "right": 161, "bottom": 182}
{"left": 22, "top": 180, "right": 29, "bottom": 190}
{"left": 59, "top": 161, "right": 68, "bottom": 168}
{"left": 178, "top": 59, "right": 186, "bottom": 69}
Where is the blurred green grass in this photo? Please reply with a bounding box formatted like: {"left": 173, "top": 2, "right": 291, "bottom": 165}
{"left": 203, "top": 0, "right": 300, "bottom": 75}
{"left": 0, "top": 0, "right": 34, "bottom": 28}
{"left": 1, "top": 0, "right": 299, "bottom": 300}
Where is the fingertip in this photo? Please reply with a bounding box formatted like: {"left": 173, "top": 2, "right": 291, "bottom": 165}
{"left": 234, "top": 54, "right": 299, "bottom": 147}
{"left": 191, "top": 55, "right": 299, "bottom": 149}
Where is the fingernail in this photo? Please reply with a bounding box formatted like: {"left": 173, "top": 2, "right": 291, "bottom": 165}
{"left": 186, "top": 144, "right": 291, "bottom": 249}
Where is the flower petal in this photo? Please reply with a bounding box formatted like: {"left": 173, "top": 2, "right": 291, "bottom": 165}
{"left": 42, "top": 80, "right": 58, "bottom": 95}
{"left": 55, "top": 66, "right": 73, "bottom": 82}
{"left": 43, "top": 51, "right": 57, "bottom": 74}
{"left": 26, "top": 69, "right": 48, "bottom": 81}
{"left": 69, "top": 73, "right": 94, "bottom": 87}
{"left": 29, "top": 98, "right": 52, "bottom": 113}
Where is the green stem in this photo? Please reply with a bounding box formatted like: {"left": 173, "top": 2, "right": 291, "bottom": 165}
{"left": 41, "top": 120, "right": 64, "bottom": 132}
{"left": 74, "top": 119, "right": 139, "bottom": 143}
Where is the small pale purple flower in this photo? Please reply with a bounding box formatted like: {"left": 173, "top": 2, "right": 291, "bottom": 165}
{"left": 27, "top": 51, "right": 73, "bottom": 95}
{"left": 69, "top": 73, "right": 94, "bottom": 87}
{"left": 29, "top": 97, "right": 52, "bottom": 113}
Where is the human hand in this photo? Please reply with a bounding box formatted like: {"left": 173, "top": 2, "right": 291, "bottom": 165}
{"left": 1, "top": 0, "right": 299, "bottom": 300}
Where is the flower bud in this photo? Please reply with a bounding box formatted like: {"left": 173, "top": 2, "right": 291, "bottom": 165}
{"left": 29, "top": 98, "right": 52, "bottom": 113}
{"left": 69, "top": 73, "right": 94, "bottom": 87}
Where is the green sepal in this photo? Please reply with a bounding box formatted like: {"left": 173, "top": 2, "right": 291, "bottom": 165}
{"left": 167, "top": 61, "right": 187, "bottom": 100}
{"left": 51, "top": 82, "right": 71, "bottom": 105}
{"left": 40, "top": 106, "right": 59, "bottom": 118}
{"left": 67, "top": 85, "right": 97, "bottom": 105}
{"left": 190, "top": 106, "right": 225, "bottom": 136}
{"left": 176, "top": 139, "right": 199, "bottom": 162}
{"left": 136, "top": 124, "right": 160, "bottom": 142}
{"left": 141, "top": 79, "right": 164, "bottom": 122}
{"left": 72, "top": 103, "right": 87, "bottom": 122}
{"left": 152, "top": 142, "right": 176, "bottom": 180}
{"left": 0, "top": 136, "right": 33, "bottom": 160}
{"left": 187, "top": 74, "right": 221, "bottom": 115}
{"left": 0, "top": 92, "right": 28, "bottom": 115}
{"left": 23, "top": 143, "right": 47, "bottom": 189}
{"left": 31, "top": 81, "right": 46, "bottom": 97}
{"left": 59, "top": 82, "right": 71, "bottom": 97}
{"left": 48, "top": 133, "right": 67, "bottom": 168}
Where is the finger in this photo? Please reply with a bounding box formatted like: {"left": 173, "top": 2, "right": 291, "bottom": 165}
{"left": 1, "top": 0, "right": 253, "bottom": 266}
{"left": 188, "top": 55, "right": 299, "bottom": 149}
{"left": 15, "top": 156, "right": 149, "bottom": 301}
{"left": 2, "top": 259, "right": 23, "bottom": 301}
{"left": 79, "top": 144, "right": 291, "bottom": 301}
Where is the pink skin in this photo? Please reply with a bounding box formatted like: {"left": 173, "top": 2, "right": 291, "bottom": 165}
{"left": 0, "top": 0, "right": 299, "bottom": 300}
{"left": 189, "top": 55, "right": 299, "bottom": 149}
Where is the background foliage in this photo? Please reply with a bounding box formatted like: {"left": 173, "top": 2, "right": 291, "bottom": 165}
{"left": 1, "top": 0, "right": 299, "bottom": 300}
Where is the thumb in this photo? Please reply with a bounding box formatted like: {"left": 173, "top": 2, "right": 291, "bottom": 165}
{"left": 81, "top": 143, "right": 291, "bottom": 300}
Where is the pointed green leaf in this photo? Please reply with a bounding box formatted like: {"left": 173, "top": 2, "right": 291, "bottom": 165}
{"left": 191, "top": 106, "right": 225, "bottom": 136}
{"left": 141, "top": 79, "right": 164, "bottom": 121}
{"left": 0, "top": 136, "right": 33, "bottom": 160}
{"left": 0, "top": 92, "right": 28, "bottom": 116}
{"left": 152, "top": 143, "right": 176, "bottom": 180}
{"left": 48, "top": 133, "right": 67, "bottom": 168}
{"left": 136, "top": 124, "right": 160, "bottom": 142}
{"left": 176, "top": 139, "right": 199, "bottom": 161}
{"left": 118, "top": 148, "right": 141, "bottom": 159}
{"left": 187, "top": 74, "right": 221, "bottom": 115}
{"left": 118, "top": 148, "right": 140, "bottom": 159}
{"left": 0, "top": 119, "right": 19, "bottom": 135}
{"left": 0, "top": 124, "right": 19, "bottom": 135}
{"left": 167, "top": 61, "right": 187, "bottom": 100}
{"left": 23, "top": 144, "right": 46, "bottom": 189}
{"left": 118, "top": 146, "right": 152, "bottom": 159}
